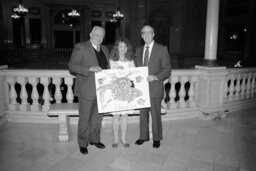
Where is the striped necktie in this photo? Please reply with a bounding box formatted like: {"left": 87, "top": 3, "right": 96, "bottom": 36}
{"left": 143, "top": 46, "right": 149, "bottom": 66}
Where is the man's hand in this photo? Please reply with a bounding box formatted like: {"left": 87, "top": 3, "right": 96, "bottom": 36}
{"left": 147, "top": 75, "right": 158, "bottom": 82}
{"left": 89, "top": 66, "right": 102, "bottom": 72}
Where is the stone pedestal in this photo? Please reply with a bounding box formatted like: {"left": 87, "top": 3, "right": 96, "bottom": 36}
{"left": 195, "top": 65, "right": 227, "bottom": 115}
{"left": 58, "top": 115, "right": 70, "bottom": 142}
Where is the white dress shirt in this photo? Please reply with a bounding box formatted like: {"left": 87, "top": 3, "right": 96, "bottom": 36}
{"left": 142, "top": 41, "right": 154, "bottom": 64}
{"left": 90, "top": 41, "right": 99, "bottom": 51}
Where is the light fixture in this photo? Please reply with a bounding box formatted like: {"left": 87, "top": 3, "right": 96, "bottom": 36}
{"left": 11, "top": 13, "right": 20, "bottom": 19}
{"left": 13, "top": 0, "right": 28, "bottom": 17}
{"left": 111, "top": 8, "right": 124, "bottom": 24}
{"left": 68, "top": 9, "right": 80, "bottom": 17}
{"left": 230, "top": 33, "right": 238, "bottom": 40}
{"left": 67, "top": 9, "right": 80, "bottom": 28}
{"left": 67, "top": 9, "right": 80, "bottom": 45}
{"left": 243, "top": 26, "right": 247, "bottom": 32}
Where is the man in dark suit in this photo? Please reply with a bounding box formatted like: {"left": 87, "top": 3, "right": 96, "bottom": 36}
{"left": 134, "top": 25, "right": 171, "bottom": 148}
{"left": 68, "top": 26, "right": 109, "bottom": 154}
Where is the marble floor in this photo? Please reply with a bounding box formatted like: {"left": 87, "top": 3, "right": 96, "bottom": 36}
{"left": 0, "top": 108, "right": 256, "bottom": 171}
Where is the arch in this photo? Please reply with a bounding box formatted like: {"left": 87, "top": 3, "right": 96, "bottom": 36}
{"left": 51, "top": 7, "right": 83, "bottom": 48}
{"left": 53, "top": 8, "right": 80, "bottom": 25}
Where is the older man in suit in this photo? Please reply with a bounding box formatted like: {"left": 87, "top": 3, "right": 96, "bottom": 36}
{"left": 134, "top": 25, "right": 171, "bottom": 148}
{"left": 68, "top": 26, "right": 109, "bottom": 154}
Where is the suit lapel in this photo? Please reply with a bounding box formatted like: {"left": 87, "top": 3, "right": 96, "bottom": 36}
{"left": 139, "top": 47, "right": 144, "bottom": 66}
{"left": 87, "top": 41, "right": 98, "bottom": 65}
{"left": 148, "top": 43, "right": 158, "bottom": 67}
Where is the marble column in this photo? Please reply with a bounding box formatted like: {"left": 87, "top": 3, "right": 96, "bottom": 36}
{"left": 203, "top": 0, "right": 220, "bottom": 66}
{"left": 195, "top": 0, "right": 227, "bottom": 118}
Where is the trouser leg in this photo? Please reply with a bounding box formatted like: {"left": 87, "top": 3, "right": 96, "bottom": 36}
{"left": 77, "top": 98, "right": 95, "bottom": 147}
{"left": 89, "top": 99, "right": 103, "bottom": 143}
{"left": 150, "top": 97, "right": 163, "bottom": 141}
{"left": 139, "top": 108, "right": 150, "bottom": 140}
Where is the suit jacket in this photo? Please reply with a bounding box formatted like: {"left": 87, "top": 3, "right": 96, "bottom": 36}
{"left": 134, "top": 42, "right": 171, "bottom": 98}
{"left": 68, "top": 40, "right": 110, "bottom": 100}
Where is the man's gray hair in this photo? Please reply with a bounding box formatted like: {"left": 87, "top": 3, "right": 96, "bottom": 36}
{"left": 91, "top": 26, "right": 105, "bottom": 34}
{"left": 141, "top": 25, "right": 154, "bottom": 34}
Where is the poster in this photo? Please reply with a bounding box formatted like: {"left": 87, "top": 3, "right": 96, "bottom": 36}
{"left": 95, "top": 67, "right": 150, "bottom": 113}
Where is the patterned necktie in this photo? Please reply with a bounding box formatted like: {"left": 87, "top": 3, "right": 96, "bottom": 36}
{"left": 96, "top": 45, "right": 100, "bottom": 52}
{"left": 143, "top": 46, "right": 149, "bottom": 66}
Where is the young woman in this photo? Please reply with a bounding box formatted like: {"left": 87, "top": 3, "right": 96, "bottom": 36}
{"left": 109, "top": 38, "right": 135, "bottom": 148}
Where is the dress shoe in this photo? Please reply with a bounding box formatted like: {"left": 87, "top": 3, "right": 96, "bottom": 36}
{"left": 153, "top": 141, "right": 160, "bottom": 148}
{"left": 112, "top": 143, "right": 118, "bottom": 148}
{"left": 121, "top": 141, "right": 130, "bottom": 148}
{"left": 90, "top": 142, "right": 105, "bottom": 149}
{"left": 135, "top": 139, "right": 149, "bottom": 145}
{"left": 79, "top": 147, "right": 88, "bottom": 154}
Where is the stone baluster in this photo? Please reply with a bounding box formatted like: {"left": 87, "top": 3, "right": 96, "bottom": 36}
{"left": 246, "top": 73, "right": 251, "bottom": 99}
{"left": 228, "top": 74, "right": 235, "bottom": 101}
{"left": 52, "top": 77, "right": 62, "bottom": 103}
{"left": 223, "top": 76, "right": 229, "bottom": 102}
{"left": 17, "top": 77, "right": 29, "bottom": 111}
{"left": 240, "top": 73, "right": 247, "bottom": 99}
{"left": 161, "top": 80, "right": 168, "bottom": 110}
{"left": 7, "top": 77, "right": 17, "bottom": 111}
{"left": 178, "top": 76, "right": 188, "bottom": 108}
{"left": 169, "top": 76, "right": 178, "bottom": 109}
{"left": 235, "top": 74, "right": 241, "bottom": 101}
{"left": 251, "top": 73, "right": 256, "bottom": 97}
{"left": 28, "top": 77, "right": 41, "bottom": 111}
{"left": 65, "top": 77, "right": 74, "bottom": 103}
{"left": 41, "top": 77, "right": 50, "bottom": 111}
{"left": 188, "top": 76, "right": 197, "bottom": 107}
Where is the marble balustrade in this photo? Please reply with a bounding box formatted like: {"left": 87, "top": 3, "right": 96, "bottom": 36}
{"left": 224, "top": 68, "right": 256, "bottom": 111}
{"left": 1, "top": 67, "right": 256, "bottom": 123}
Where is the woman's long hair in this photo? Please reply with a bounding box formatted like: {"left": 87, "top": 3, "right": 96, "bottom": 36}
{"left": 109, "top": 37, "right": 134, "bottom": 61}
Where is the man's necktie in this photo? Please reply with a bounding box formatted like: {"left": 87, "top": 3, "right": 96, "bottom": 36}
{"left": 143, "top": 46, "right": 149, "bottom": 66}
{"left": 96, "top": 45, "right": 100, "bottom": 52}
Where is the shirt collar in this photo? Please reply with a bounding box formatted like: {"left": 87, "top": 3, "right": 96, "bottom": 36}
{"left": 144, "top": 41, "right": 154, "bottom": 49}
{"left": 90, "top": 40, "right": 98, "bottom": 49}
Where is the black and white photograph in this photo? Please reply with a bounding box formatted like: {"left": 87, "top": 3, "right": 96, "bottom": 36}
{"left": 0, "top": 0, "right": 256, "bottom": 170}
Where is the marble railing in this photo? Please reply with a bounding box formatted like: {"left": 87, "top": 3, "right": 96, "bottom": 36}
{"left": 224, "top": 68, "right": 256, "bottom": 111}
{"left": 1, "top": 67, "right": 256, "bottom": 124}
{"left": 4, "top": 70, "right": 75, "bottom": 112}
{"left": 0, "top": 69, "right": 200, "bottom": 123}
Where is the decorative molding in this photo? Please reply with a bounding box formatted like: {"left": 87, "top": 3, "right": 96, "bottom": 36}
{"left": 105, "top": 10, "right": 114, "bottom": 19}
{"left": 91, "top": 10, "right": 102, "bottom": 18}
{"left": 28, "top": 6, "right": 41, "bottom": 16}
